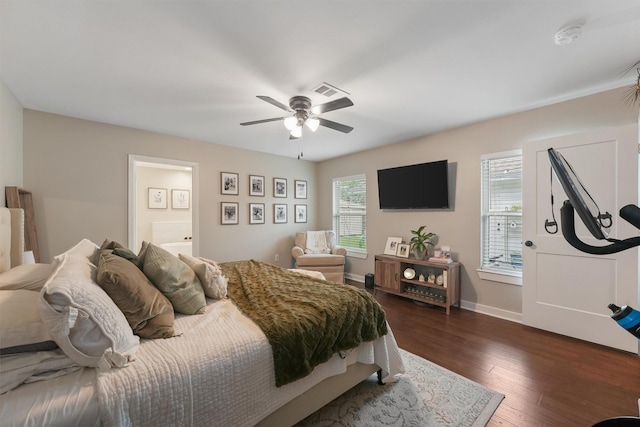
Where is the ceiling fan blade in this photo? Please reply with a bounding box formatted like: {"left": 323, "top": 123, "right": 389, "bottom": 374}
{"left": 240, "top": 117, "right": 286, "bottom": 126}
{"left": 311, "top": 97, "right": 353, "bottom": 114}
{"left": 257, "top": 96, "right": 292, "bottom": 112}
{"left": 289, "top": 134, "right": 300, "bottom": 140}
{"left": 318, "top": 118, "right": 353, "bottom": 133}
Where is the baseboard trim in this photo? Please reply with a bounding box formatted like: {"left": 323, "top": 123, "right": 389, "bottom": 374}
{"left": 460, "top": 300, "right": 522, "bottom": 323}
{"left": 345, "top": 272, "right": 365, "bottom": 283}
{"left": 347, "top": 273, "right": 523, "bottom": 323}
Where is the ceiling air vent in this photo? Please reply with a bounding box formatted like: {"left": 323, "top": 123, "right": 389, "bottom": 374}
{"left": 313, "top": 82, "right": 349, "bottom": 98}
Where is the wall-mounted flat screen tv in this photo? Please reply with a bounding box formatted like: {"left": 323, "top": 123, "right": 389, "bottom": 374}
{"left": 377, "top": 160, "right": 449, "bottom": 209}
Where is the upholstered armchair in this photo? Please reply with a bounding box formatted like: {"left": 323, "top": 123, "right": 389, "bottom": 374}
{"left": 291, "top": 231, "right": 346, "bottom": 283}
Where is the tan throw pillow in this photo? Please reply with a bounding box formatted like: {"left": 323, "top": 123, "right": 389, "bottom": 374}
{"left": 179, "top": 254, "right": 228, "bottom": 299}
{"left": 97, "top": 252, "right": 175, "bottom": 339}
{"left": 141, "top": 242, "right": 206, "bottom": 315}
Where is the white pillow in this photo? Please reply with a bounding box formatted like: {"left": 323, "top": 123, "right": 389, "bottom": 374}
{"left": 179, "top": 254, "right": 228, "bottom": 299}
{"left": 38, "top": 239, "right": 139, "bottom": 369}
{"left": 0, "top": 289, "right": 55, "bottom": 353}
{"left": 0, "top": 263, "right": 54, "bottom": 291}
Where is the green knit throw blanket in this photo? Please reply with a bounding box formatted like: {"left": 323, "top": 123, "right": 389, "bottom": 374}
{"left": 219, "top": 260, "right": 388, "bottom": 387}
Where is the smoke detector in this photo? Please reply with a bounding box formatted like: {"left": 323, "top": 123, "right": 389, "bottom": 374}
{"left": 555, "top": 24, "right": 583, "bottom": 45}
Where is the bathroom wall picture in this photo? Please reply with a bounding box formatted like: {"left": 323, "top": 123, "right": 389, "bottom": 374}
{"left": 172, "top": 189, "right": 190, "bottom": 209}
{"left": 148, "top": 188, "right": 167, "bottom": 209}
{"left": 221, "top": 172, "right": 239, "bottom": 195}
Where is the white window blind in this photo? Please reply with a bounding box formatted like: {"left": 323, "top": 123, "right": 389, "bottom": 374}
{"left": 333, "top": 174, "right": 366, "bottom": 251}
{"left": 481, "top": 153, "right": 523, "bottom": 274}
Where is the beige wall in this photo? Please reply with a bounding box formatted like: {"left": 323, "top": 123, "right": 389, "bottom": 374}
{"left": 0, "top": 81, "right": 23, "bottom": 205}
{"left": 23, "top": 110, "right": 317, "bottom": 264}
{"left": 317, "top": 87, "right": 638, "bottom": 317}
{"left": 18, "top": 86, "right": 638, "bottom": 318}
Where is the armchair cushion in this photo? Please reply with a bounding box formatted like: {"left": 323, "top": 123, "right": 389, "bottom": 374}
{"left": 292, "top": 231, "right": 347, "bottom": 260}
{"left": 291, "top": 231, "right": 346, "bottom": 283}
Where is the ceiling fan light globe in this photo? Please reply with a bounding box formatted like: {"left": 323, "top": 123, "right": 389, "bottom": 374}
{"left": 306, "top": 118, "right": 320, "bottom": 132}
{"left": 284, "top": 116, "right": 298, "bottom": 131}
{"left": 291, "top": 126, "right": 303, "bottom": 138}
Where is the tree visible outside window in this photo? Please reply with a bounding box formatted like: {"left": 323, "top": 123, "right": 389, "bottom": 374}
{"left": 333, "top": 174, "right": 366, "bottom": 253}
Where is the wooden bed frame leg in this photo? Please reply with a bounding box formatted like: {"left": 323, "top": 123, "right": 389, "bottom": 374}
{"left": 377, "top": 369, "right": 384, "bottom": 385}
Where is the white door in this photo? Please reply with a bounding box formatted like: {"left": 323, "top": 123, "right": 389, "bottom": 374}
{"left": 522, "top": 125, "right": 639, "bottom": 353}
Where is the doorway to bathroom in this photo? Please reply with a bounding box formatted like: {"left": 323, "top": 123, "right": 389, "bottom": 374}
{"left": 128, "top": 154, "right": 199, "bottom": 256}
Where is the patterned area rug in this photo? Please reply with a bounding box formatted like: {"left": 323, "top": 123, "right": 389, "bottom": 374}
{"left": 296, "top": 349, "right": 504, "bottom": 427}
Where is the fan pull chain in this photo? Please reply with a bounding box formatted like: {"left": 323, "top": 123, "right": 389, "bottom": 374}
{"left": 297, "top": 138, "right": 304, "bottom": 159}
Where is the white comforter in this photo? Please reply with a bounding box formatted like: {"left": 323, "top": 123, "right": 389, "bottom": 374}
{"left": 97, "top": 298, "right": 404, "bottom": 427}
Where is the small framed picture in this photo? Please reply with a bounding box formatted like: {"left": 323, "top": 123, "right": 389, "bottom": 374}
{"left": 221, "top": 172, "right": 239, "bottom": 195}
{"left": 148, "top": 188, "right": 167, "bottom": 209}
{"left": 221, "top": 202, "right": 239, "bottom": 225}
{"left": 249, "top": 203, "right": 265, "bottom": 224}
{"left": 273, "top": 204, "right": 287, "bottom": 224}
{"left": 249, "top": 175, "right": 265, "bottom": 196}
{"left": 273, "top": 177, "right": 287, "bottom": 198}
{"left": 384, "top": 237, "right": 402, "bottom": 255}
{"left": 397, "top": 243, "right": 410, "bottom": 258}
{"left": 294, "top": 180, "right": 307, "bottom": 199}
{"left": 294, "top": 204, "right": 307, "bottom": 223}
{"left": 171, "top": 189, "right": 190, "bottom": 209}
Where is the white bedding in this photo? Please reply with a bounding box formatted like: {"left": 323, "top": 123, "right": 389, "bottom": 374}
{"left": 1, "top": 295, "right": 403, "bottom": 426}
{"left": 97, "top": 297, "right": 404, "bottom": 427}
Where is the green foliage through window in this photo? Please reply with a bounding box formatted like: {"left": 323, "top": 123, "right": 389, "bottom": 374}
{"left": 333, "top": 175, "right": 366, "bottom": 251}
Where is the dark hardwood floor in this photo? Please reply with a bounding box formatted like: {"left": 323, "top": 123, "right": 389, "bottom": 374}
{"left": 362, "top": 285, "right": 640, "bottom": 426}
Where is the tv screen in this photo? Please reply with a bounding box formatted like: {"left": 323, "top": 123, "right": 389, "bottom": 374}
{"left": 377, "top": 160, "right": 449, "bottom": 209}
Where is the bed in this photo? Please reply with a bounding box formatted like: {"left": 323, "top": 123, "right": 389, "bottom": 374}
{"left": 0, "top": 207, "right": 404, "bottom": 426}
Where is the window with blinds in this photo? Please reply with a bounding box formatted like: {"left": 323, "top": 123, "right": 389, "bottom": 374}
{"left": 333, "top": 174, "right": 366, "bottom": 252}
{"left": 481, "top": 152, "right": 523, "bottom": 275}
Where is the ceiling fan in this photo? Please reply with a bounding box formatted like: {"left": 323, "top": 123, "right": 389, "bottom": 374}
{"left": 240, "top": 95, "right": 354, "bottom": 139}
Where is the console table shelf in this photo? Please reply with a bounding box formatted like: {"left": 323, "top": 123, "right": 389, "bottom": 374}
{"left": 374, "top": 254, "right": 461, "bottom": 314}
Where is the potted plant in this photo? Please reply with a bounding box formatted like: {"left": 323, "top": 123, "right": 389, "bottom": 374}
{"left": 410, "top": 225, "right": 436, "bottom": 260}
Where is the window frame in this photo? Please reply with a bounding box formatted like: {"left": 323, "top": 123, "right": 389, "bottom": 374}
{"left": 477, "top": 149, "right": 523, "bottom": 286}
{"left": 332, "top": 174, "right": 367, "bottom": 259}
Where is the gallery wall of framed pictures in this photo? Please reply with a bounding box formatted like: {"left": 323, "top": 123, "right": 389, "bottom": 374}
{"left": 218, "top": 172, "right": 311, "bottom": 225}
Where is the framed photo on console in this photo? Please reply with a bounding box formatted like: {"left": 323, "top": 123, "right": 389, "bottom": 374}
{"left": 384, "top": 237, "right": 402, "bottom": 255}
{"left": 397, "top": 243, "right": 410, "bottom": 258}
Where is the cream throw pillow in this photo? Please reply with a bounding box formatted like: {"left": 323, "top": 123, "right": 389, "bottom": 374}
{"left": 179, "top": 254, "right": 228, "bottom": 299}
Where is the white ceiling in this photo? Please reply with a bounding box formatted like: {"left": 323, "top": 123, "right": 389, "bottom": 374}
{"left": 1, "top": 1, "right": 639, "bottom": 162}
